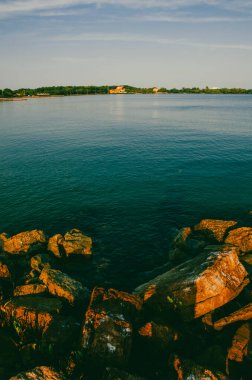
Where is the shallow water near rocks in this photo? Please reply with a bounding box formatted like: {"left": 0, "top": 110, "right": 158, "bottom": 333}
{"left": 1, "top": 94, "right": 252, "bottom": 290}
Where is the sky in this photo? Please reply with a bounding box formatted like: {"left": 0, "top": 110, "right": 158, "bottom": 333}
{"left": 1, "top": 0, "right": 252, "bottom": 89}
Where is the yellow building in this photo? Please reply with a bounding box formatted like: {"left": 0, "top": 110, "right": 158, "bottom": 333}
{"left": 153, "top": 87, "right": 160, "bottom": 93}
{"left": 109, "top": 86, "right": 126, "bottom": 94}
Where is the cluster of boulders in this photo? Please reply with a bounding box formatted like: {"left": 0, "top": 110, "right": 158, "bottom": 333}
{"left": 1, "top": 220, "right": 252, "bottom": 379}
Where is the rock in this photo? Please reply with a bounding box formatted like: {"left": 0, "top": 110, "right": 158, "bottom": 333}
{"left": 42, "top": 316, "right": 80, "bottom": 350}
{"left": 9, "top": 366, "right": 66, "bottom": 380}
{"left": 24, "top": 269, "right": 40, "bottom": 284}
{"left": 14, "top": 284, "right": 47, "bottom": 297}
{"left": 0, "top": 331, "right": 21, "bottom": 377}
{"left": 227, "top": 323, "right": 251, "bottom": 364}
{"left": 194, "top": 219, "right": 237, "bottom": 243}
{"left": 213, "top": 303, "right": 252, "bottom": 330}
{"left": 225, "top": 227, "right": 252, "bottom": 253}
{"left": 1, "top": 296, "right": 62, "bottom": 337}
{"left": 81, "top": 287, "right": 142, "bottom": 367}
{"left": 103, "top": 367, "right": 147, "bottom": 380}
{"left": 48, "top": 229, "right": 92, "bottom": 258}
{"left": 138, "top": 321, "right": 180, "bottom": 350}
{"left": 0, "top": 230, "right": 47, "bottom": 255}
{"left": 135, "top": 246, "right": 248, "bottom": 321}
{"left": 172, "top": 227, "right": 192, "bottom": 249}
{"left": 39, "top": 268, "right": 89, "bottom": 306}
{"left": 0, "top": 259, "right": 12, "bottom": 279}
{"left": 174, "top": 355, "right": 228, "bottom": 380}
{"left": 30, "top": 254, "right": 51, "bottom": 272}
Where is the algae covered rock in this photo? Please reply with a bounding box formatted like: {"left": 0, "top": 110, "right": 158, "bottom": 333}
{"left": 48, "top": 229, "right": 92, "bottom": 258}
{"left": 135, "top": 246, "right": 248, "bottom": 321}
{"left": 39, "top": 268, "right": 89, "bottom": 306}
{"left": 0, "top": 230, "right": 47, "bottom": 255}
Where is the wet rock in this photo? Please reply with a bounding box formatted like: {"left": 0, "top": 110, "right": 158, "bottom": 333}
{"left": 135, "top": 246, "right": 248, "bottom": 321}
{"left": 14, "top": 284, "right": 47, "bottom": 297}
{"left": 103, "top": 367, "right": 147, "bottom": 380}
{"left": 225, "top": 227, "right": 252, "bottom": 253}
{"left": 194, "top": 219, "right": 237, "bottom": 243}
{"left": 81, "top": 287, "right": 142, "bottom": 367}
{"left": 30, "top": 254, "right": 51, "bottom": 272}
{"left": 213, "top": 303, "right": 252, "bottom": 330}
{"left": 48, "top": 229, "right": 92, "bottom": 258}
{"left": 0, "top": 230, "right": 47, "bottom": 255}
{"left": 1, "top": 296, "right": 62, "bottom": 337}
{"left": 9, "top": 366, "right": 66, "bottom": 380}
{"left": 138, "top": 321, "right": 180, "bottom": 350}
{"left": 39, "top": 268, "right": 89, "bottom": 306}
{"left": 227, "top": 323, "right": 251, "bottom": 364}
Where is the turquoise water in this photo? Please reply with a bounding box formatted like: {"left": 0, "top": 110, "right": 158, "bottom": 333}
{"left": 1, "top": 94, "right": 252, "bottom": 289}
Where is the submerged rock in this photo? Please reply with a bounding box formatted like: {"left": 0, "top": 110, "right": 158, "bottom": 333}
{"left": 9, "top": 366, "right": 66, "bottom": 380}
{"left": 39, "top": 268, "right": 89, "bottom": 306}
{"left": 135, "top": 246, "right": 248, "bottom": 321}
{"left": 194, "top": 219, "right": 237, "bottom": 243}
{"left": 48, "top": 229, "right": 92, "bottom": 258}
{"left": 0, "top": 230, "right": 47, "bottom": 255}
{"left": 1, "top": 296, "right": 62, "bottom": 336}
{"left": 225, "top": 227, "right": 252, "bottom": 253}
{"left": 81, "top": 287, "right": 142, "bottom": 367}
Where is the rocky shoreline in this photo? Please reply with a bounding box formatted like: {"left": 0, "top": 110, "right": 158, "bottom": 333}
{"left": 1, "top": 220, "right": 252, "bottom": 379}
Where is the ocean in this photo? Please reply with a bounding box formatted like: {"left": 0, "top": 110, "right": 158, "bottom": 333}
{"left": 1, "top": 94, "right": 252, "bottom": 290}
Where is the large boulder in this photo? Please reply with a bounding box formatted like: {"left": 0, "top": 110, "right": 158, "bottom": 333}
{"left": 225, "top": 227, "right": 252, "bottom": 253}
{"left": 81, "top": 287, "right": 142, "bottom": 367}
{"left": 135, "top": 246, "right": 248, "bottom": 321}
{"left": 194, "top": 219, "right": 237, "bottom": 243}
{"left": 9, "top": 366, "right": 66, "bottom": 380}
{"left": 48, "top": 229, "right": 92, "bottom": 258}
{"left": 39, "top": 268, "right": 89, "bottom": 306}
{"left": 1, "top": 296, "right": 62, "bottom": 337}
{"left": 0, "top": 230, "right": 47, "bottom": 255}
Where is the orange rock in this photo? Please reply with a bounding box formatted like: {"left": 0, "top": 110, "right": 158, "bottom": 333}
{"left": 135, "top": 246, "right": 248, "bottom": 320}
{"left": 0, "top": 260, "right": 11, "bottom": 279}
{"left": 225, "top": 227, "right": 252, "bottom": 253}
{"left": 1, "top": 296, "right": 62, "bottom": 336}
{"left": 9, "top": 366, "right": 66, "bottom": 380}
{"left": 228, "top": 323, "right": 251, "bottom": 363}
{"left": 14, "top": 284, "right": 47, "bottom": 297}
{"left": 81, "top": 287, "right": 142, "bottom": 366}
{"left": 30, "top": 254, "right": 51, "bottom": 272}
{"left": 48, "top": 229, "right": 92, "bottom": 258}
{"left": 39, "top": 268, "right": 89, "bottom": 306}
{"left": 194, "top": 219, "right": 237, "bottom": 242}
{"left": 0, "top": 230, "right": 47, "bottom": 255}
{"left": 213, "top": 303, "right": 252, "bottom": 330}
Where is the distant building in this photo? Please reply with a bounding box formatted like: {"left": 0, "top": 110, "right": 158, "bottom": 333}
{"left": 109, "top": 86, "right": 126, "bottom": 94}
{"left": 36, "top": 93, "right": 50, "bottom": 96}
{"left": 153, "top": 87, "right": 160, "bottom": 93}
{"left": 209, "top": 87, "right": 220, "bottom": 90}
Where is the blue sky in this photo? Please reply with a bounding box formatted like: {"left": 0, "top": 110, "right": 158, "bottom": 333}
{"left": 1, "top": 0, "right": 252, "bottom": 89}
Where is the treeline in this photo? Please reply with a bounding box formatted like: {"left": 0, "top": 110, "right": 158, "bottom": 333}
{"left": 1, "top": 85, "right": 252, "bottom": 98}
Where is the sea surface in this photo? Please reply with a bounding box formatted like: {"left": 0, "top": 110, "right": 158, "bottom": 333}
{"left": 0, "top": 94, "right": 252, "bottom": 290}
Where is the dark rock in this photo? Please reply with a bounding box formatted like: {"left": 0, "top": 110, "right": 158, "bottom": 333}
{"left": 48, "top": 229, "right": 92, "bottom": 258}
{"left": 42, "top": 315, "right": 80, "bottom": 350}
{"left": 135, "top": 246, "right": 248, "bottom": 321}
{"left": 174, "top": 355, "right": 229, "bottom": 380}
{"left": 0, "top": 230, "right": 47, "bottom": 255}
{"left": 138, "top": 321, "right": 180, "bottom": 350}
{"left": 103, "top": 367, "right": 147, "bottom": 380}
{"left": 39, "top": 268, "right": 89, "bottom": 306}
{"left": 194, "top": 219, "right": 237, "bottom": 243}
{"left": 225, "top": 227, "right": 252, "bottom": 253}
{"left": 81, "top": 287, "right": 142, "bottom": 367}
{"left": 9, "top": 366, "right": 66, "bottom": 380}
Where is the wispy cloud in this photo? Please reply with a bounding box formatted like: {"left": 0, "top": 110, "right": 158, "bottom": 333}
{"left": 53, "top": 32, "right": 252, "bottom": 51}
{"left": 1, "top": 0, "right": 252, "bottom": 18}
